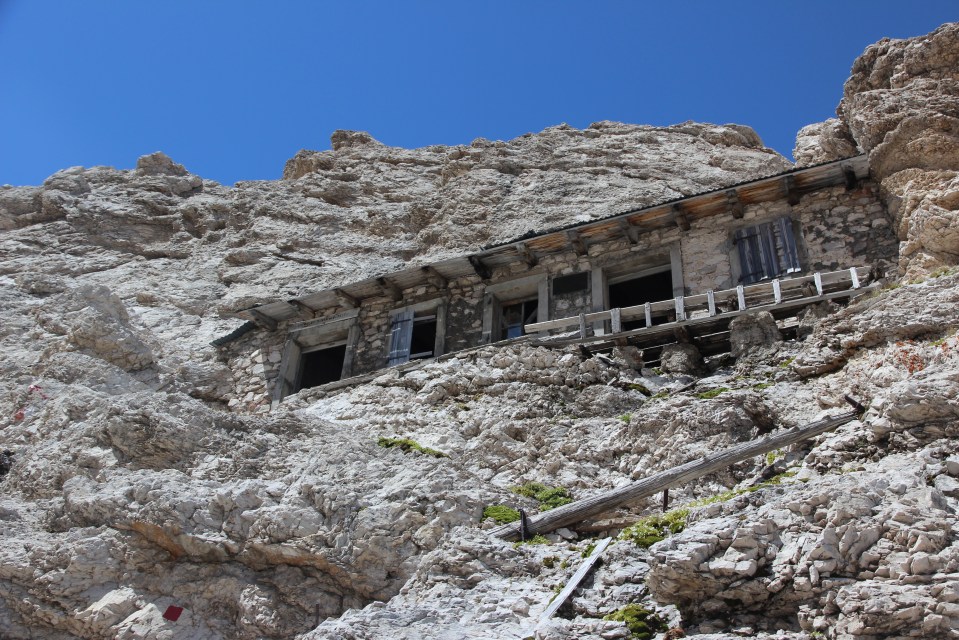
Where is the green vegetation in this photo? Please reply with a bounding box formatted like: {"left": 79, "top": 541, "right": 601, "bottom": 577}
{"left": 779, "top": 356, "right": 796, "bottom": 369}
{"left": 511, "top": 482, "right": 573, "bottom": 511}
{"left": 696, "top": 387, "right": 729, "bottom": 400}
{"left": 650, "top": 391, "right": 669, "bottom": 401}
{"left": 542, "top": 555, "right": 558, "bottom": 568}
{"left": 688, "top": 471, "right": 798, "bottom": 507}
{"left": 377, "top": 437, "right": 447, "bottom": 458}
{"left": 581, "top": 541, "right": 597, "bottom": 558}
{"left": 753, "top": 382, "right": 773, "bottom": 391}
{"left": 482, "top": 505, "right": 520, "bottom": 524}
{"left": 513, "top": 534, "right": 550, "bottom": 547}
{"left": 619, "top": 508, "right": 690, "bottom": 548}
{"left": 618, "top": 413, "right": 632, "bottom": 424}
{"left": 765, "top": 449, "right": 781, "bottom": 465}
{"left": 627, "top": 383, "right": 652, "bottom": 396}
{"left": 603, "top": 605, "right": 668, "bottom": 639}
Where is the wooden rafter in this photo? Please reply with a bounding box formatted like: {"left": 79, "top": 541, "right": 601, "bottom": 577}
{"left": 783, "top": 175, "right": 801, "bottom": 206}
{"left": 248, "top": 309, "right": 278, "bottom": 331}
{"left": 287, "top": 299, "right": 317, "bottom": 315}
{"left": 334, "top": 288, "right": 360, "bottom": 308}
{"left": 567, "top": 230, "right": 587, "bottom": 256}
{"left": 617, "top": 218, "right": 639, "bottom": 245}
{"left": 468, "top": 255, "right": 492, "bottom": 280}
{"left": 376, "top": 277, "right": 403, "bottom": 301}
{"left": 672, "top": 204, "right": 691, "bottom": 231}
{"left": 421, "top": 265, "right": 449, "bottom": 289}
{"left": 515, "top": 242, "right": 538, "bottom": 267}
{"left": 726, "top": 189, "right": 744, "bottom": 219}
{"left": 842, "top": 164, "right": 859, "bottom": 190}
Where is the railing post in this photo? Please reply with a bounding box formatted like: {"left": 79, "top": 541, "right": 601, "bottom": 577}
{"left": 707, "top": 290, "right": 716, "bottom": 317}
{"left": 814, "top": 272, "right": 823, "bottom": 296}
{"left": 737, "top": 285, "right": 746, "bottom": 311}
{"left": 772, "top": 279, "right": 782, "bottom": 304}
{"left": 578, "top": 313, "right": 587, "bottom": 339}
{"left": 644, "top": 302, "right": 652, "bottom": 328}
{"left": 611, "top": 307, "right": 622, "bottom": 333}
{"left": 849, "top": 267, "right": 860, "bottom": 289}
{"left": 674, "top": 296, "right": 686, "bottom": 322}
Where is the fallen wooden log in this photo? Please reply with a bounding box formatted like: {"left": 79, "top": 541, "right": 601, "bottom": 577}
{"left": 537, "top": 537, "right": 611, "bottom": 626}
{"left": 491, "top": 404, "right": 861, "bottom": 540}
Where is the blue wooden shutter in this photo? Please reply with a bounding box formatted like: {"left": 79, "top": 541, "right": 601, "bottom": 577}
{"left": 387, "top": 308, "right": 414, "bottom": 366}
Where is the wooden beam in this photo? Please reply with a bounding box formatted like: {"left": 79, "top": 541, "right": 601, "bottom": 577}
{"left": 672, "top": 204, "right": 690, "bottom": 231}
{"left": 333, "top": 288, "right": 359, "bottom": 308}
{"left": 515, "top": 242, "right": 538, "bottom": 267}
{"left": 783, "top": 175, "right": 801, "bottom": 206}
{"left": 248, "top": 309, "right": 278, "bottom": 332}
{"left": 726, "top": 189, "right": 744, "bottom": 219}
{"left": 537, "top": 537, "right": 612, "bottom": 625}
{"left": 490, "top": 406, "right": 861, "bottom": 540}
{"left": 421, "top": 266, "right": 448, "bottom": 290}
{"left": 567, "top": 230, "right": 587, "bottom": 256}
{"left": 617, "top": 218, "right": 639, "bottom": 245}
{"left": 376, "top": 277, "right": 403, "bottom": 302}
{"left": 287, "top": 299, "right": 317, "bottom": 315}
{"left": 468, "top": 255, "right": 492, "bottom": 280}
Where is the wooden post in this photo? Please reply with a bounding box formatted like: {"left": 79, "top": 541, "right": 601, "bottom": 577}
{"left": 491, "top": 408, "right": 860, "bottom": 540}
{"left": 737, "top": 285, "right": 746, "bottom": 311}
{"left": 644, "top": 302, "right": 652, "bottom": 328}
{"left": 814, "top": 272, "right": 823, "bottom": 296}
{"left": 578, "top": 313, "right": 587, "bottom": 339}
{"left": 674, "top": 296, "right": 686, "bottom": 322}
{"left": 772, "top": 279, "right": 782, "bottom": 304}
{"left": 707, "top": 290, "right": 716, "bottom": 317}
{"left": 849, "top": 267, "right": 860, "bottom": 289}
{"left": 611, "top": 307, "right": 622, "bottom": 334}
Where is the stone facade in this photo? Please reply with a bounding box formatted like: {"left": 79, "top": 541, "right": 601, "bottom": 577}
{"left": 219, "top": 178, "right": 898, "bottom": 412}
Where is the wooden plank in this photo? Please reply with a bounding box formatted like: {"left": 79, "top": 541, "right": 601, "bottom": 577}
{"left": 537, "top": 537, "right": 612, "bottom": 625}
{"left": 814, "top": 272, "right": 823, "bottom": 296}
{"left": 610, "top": 307, "right": 622, "bottom": 334}
{"left": 491, "top": 408, "right": 860, "bottom": 540}
{"left": 707, "top": 290, "right": 716, "bottom": 317}
{"left": 578, "top": 313, "right": 587, "bottom": 339}
{"left": 737, "top": 285, "right": 746, "bottom": 311}
{"left": 645, "top": 302, "right": 652, "bottom": 328}
{"left": 674, "top": 296, "right": 686, "bottom": 322}
{"left": 772, "top": 279, "right": 782, "bottom": 304}
{"left": 850, "top": 267, "right": 860, "bottom": 289}
{"left": 249, "top": 309, "right": 278, "bottom": 332}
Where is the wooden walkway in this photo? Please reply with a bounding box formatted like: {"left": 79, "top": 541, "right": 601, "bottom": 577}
{"left": 525, "top": 267, "right": 875, "bottom": 356}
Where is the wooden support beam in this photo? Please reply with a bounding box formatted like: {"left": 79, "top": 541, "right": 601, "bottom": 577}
{"left": 376, "top": 277, "right": 403, "bottom": 302}
{"left": 248, "top": 309, "right": 278, "bottom": 332}
{"left": 726, "top": 189, "right": 744, "bottom": 219}
{"left": 737, "top": 285, "right": 746, "bottom": 311}
{"left": 707, "top": 290, "right": 717, "bottom": 317}
{"left": 617, "top": 218, "right": 639, "bottom": 245}
{"left": 578, "top": 313, "right": 587, "bottom": 339}
{"left": 610, "top": 307, "right": 622, "bottom": 334}
{"left": 468, "top": 255, "right": 492, "bottom": 280}
{"left": 644, "top": 302, "right": 652, "bottom": 328}
{"left": 567, "top": 230, "right": 587, "bottom": 256}
{"left": 849, "top": 267, "right": 860, "bottom": 289}
{"left": 783, "top": 175, "right": 801, "bottom": 206}
{"left": 672, "top": 204, "right": 691, "bottom": 231}
{"left": 421, "top": 266, "right": 448, "bottom": 290}
{"left": 814, "top": 272, "right": 823, "bottom": 296}
{"left": 772, "top": 279, "right": 782, "bottom": 304}
{"left": 333, "top": 288, "right": 359, "bottom": 308}
{"left": 287, "top": 299, "right": 317, "bottom": 316}
{"left": 842, "top": 164, "right": 859, "bottom": 190}
{"left": 491, "top": 406, "right": 861, "bottom": 540}
{"left": 515, "top": 243, "right": 538, "bottom": 268}
{"left": 674, "top": 296, "right": 686, "bottom": 322}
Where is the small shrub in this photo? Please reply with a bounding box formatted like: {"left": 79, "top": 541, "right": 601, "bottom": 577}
{"left": 482, "top": 505, "right": 520, "bottom": 524}
{"left": 581, "top": 541, "right": 597, "bottom": 558}
{"left": 765, "top": 449, "right": 780, "bottom": 465}
{"left": 753, "top": 382, "right": 772, "bottom": 391}
{"left": 628, "top": 383, "right": 652, "bottom": 396}
{"left": 620, "top": 509, "right": 689, "bottom": 548}
{"left": 779, "top": 356, "right": 796, "bottom": 369}
{"left": 603, "top": 604, "right": 668, "bottom": 639}
{"left": 618, "top": 413, "right": 632, "bottom": 424}
{"left": 696, "top": 387, "right": 728, "bottom": 400}
{"left": 542, "top": 555, "right": 557, "bottom": 568}
{"left": 511, "top": 482, "right": 573, "bottom": 511}
{"left": 377, "top": 437, "right": 447, "bottom": 458}
{"left": 650, "top": 391, "right": 669, "bottom": 401}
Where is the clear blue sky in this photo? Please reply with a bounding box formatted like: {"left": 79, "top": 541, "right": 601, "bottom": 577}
{"left": 1, "top": 2, "right": 955, "bottom": 186}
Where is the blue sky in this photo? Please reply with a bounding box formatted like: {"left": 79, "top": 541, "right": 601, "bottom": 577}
{"left": 1, "top": 2, "right": 955, "bottom": 186}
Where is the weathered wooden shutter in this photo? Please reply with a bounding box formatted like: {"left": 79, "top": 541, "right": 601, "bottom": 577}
{"left": 735, "top": 226, "right": 764, "bottom": 284}
{"left": 775, "top": 217, "right": 801, "bottom": 274}
{"left": 387, "top": 308, "right": 414, "bottom": 366}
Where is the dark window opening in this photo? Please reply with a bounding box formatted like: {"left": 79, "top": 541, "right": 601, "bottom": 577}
{"left": 552, "top": 272, "right": 589, "bottom": 296}
{"left": 409, "top": 316, "right": 437, "bottom": 360}
{"left": 608, "top": 270, "right": 674, "bottom": 331}
{"left": 734, "top": 217, "right": 801, "bottom": 284}
{"left": 498, "top": 299, "right": 538, "bottom": 341}
{"left": 298, "top": 344, "right": 347, "bottom": 390}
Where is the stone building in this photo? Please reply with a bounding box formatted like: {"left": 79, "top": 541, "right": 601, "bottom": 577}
{"left": 215, "top": 155, "right": 897, "bottom": 413}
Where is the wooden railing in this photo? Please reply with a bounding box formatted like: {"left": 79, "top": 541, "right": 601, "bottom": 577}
{"left": 525, "top": 267, "right": 872, "bottom": 338}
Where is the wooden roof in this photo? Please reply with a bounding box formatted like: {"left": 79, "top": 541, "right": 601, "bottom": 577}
{"left": 244, "top": 155, "right": 869, "bottom": 325}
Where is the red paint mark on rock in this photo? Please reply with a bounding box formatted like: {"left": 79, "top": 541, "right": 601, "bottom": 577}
{"left": 163, "top": 606, "right": 184, "bottom": 622}
{"left": 14, "top": 409, "right": 24, "bottom": 421}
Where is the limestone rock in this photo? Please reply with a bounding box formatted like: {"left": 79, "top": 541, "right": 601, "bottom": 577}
{"left": 793, "top": 118, "right": 859, "bottom": 167}
{"left": 659, "top": 342, "right": 706, "bottom": 375}
{"left": 729, "top": 311, "right": 782, "bottom": 360}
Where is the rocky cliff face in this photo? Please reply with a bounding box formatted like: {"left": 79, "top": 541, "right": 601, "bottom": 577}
{"left": 0, "top": 23, "right": 958, "bottom": 640}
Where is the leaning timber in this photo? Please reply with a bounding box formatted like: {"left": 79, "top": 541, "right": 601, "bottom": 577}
{"left": 491, "top": 405, "right": 862, "bottom": 540}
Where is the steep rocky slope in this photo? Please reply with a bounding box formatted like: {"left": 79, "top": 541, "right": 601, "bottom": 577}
{"left": 0, "top": 22, "right": 957, "bottom": 640}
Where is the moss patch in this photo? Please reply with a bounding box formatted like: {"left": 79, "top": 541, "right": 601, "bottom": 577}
{"left": 377, "top": 436, "right": 446, "bottom": 458}
{"left": 620, "top": 508, "right": 689, "bottom": 548}
{"left": 513, "top": 534, "right": 551, "bottom": 547}
{"left": 603, "top": 604, "right": 667, "bottom": 639}
{"left": 482, "top": 504, "right": 520, "bottom": 524}
{"left": 696, "top": 387, "right": 728, "bottom": 400}
{"left": 511, "top": 482, "right": 573, "bottom": 511}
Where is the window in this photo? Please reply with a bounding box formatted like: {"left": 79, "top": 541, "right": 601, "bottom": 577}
{"left": 733, "top": 217, "right": 801, "bottom": 284}
{"left": 498, "top": 298, "right": 538, "bottom": 341}
{"left": 552, "top": 272, "right": 589, "bottom": 295}
{"left": 387, "top": 304, "right": 444, "bottom": 366}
